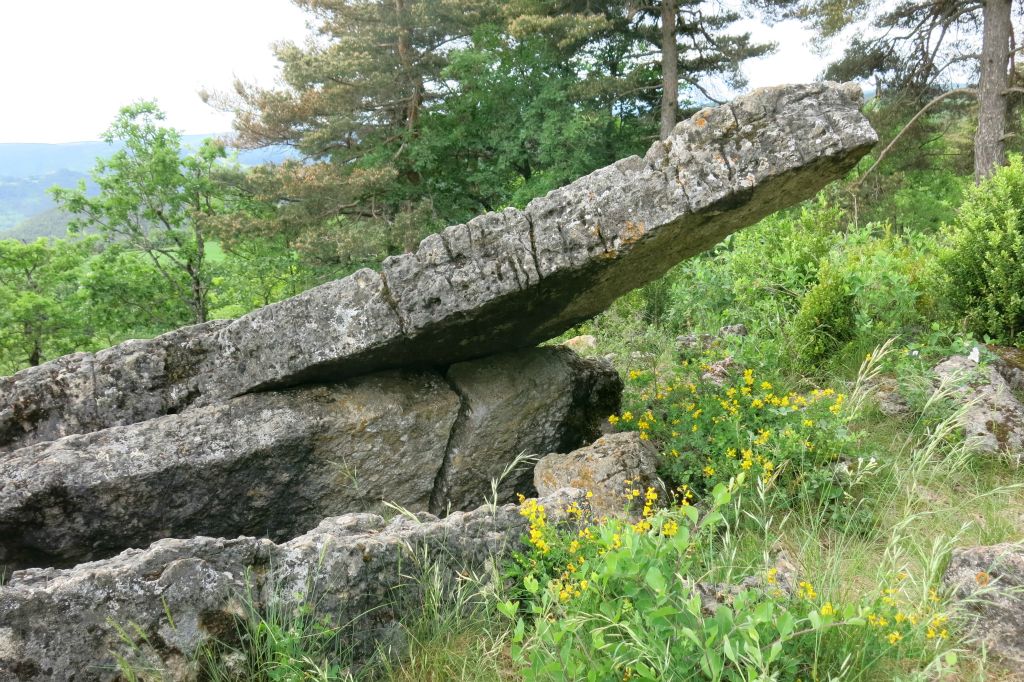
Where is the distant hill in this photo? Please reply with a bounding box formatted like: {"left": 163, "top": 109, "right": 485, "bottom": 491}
{"left": 0, "top": 169, "right": 91, "bottom": 231}
{"left": 0, "top": 136, "right": 294, "bottom": 178}
{"left": 2, "top": 207, "right": 78, "bottom": 241}
{"left": 0, "top": 136, "right": 295, "bottom": 239}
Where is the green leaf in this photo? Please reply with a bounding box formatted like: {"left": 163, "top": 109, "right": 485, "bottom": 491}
{"left": 645, "top": 566, "right": 667, "bottom": 594}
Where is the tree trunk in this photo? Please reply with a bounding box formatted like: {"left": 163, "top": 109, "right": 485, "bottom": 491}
{"left": 974, "top": 0, "right": 1013, "bottom": 182}
{"left": 190, "top": 229, "right": 207, "bottom": 324}
{"left": 660, "top": 0, "right": 678, "bottom": 140}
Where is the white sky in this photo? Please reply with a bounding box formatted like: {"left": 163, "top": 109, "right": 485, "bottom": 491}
{"left": 0, "top": 2, "right": 827, "bottom": 144}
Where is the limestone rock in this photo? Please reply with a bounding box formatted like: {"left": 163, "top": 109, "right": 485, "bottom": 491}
{"left": 434, "top": 347, "right": 621, "bottom": 513}
{"left": 934, "top": 356, "right": 1024, "bottom": 458}
{"left": 873, "top": 376, "right": 913, "bottom": 418}
{"left": 990, "top": 345, "right": 1024, "bottom": 393}
{"left": 534, "top": 432, "right": 667, "bottom": 517}
{"left": 0, "top": 83, "right": 876, "bottom": 452}
{"left": 0, "top": 347, "right": 615, "bottom": 572}
{"left": 943, "top": 543, "right": 1024, "bottom": 663}
{"left": 0, "top": 320, "right": 230, "bottom": 455}
{"left": 0, "top": 372, "right": 459, "bottom": 571}
{"left": 0, "top": 491, "right": 589, "bottom": 681}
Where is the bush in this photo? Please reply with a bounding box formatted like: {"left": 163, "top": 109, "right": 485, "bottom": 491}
{"left": 941, "top": 155, "right": 1024, "bottom": 343}
{"left": 789, "top": 262, "right": 858, "bottom": 367}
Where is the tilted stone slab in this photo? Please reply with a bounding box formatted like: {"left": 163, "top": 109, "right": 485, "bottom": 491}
{"left": 0, "top": 490, "right": 588, "bottom": 681}
{"left": 0, "top": 371, "right": 458, "bottom": 572}
{"left": 0, "top": 82, "right": 876, "bottom": 452}
{"left": 0, "top": 347, "right": 616, "bottom": 571}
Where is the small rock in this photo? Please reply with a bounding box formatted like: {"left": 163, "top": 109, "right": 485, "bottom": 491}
{"left": 943, "top": 543, "right": 1024, "bottom": 663}
{"left": 718, "top": 324, "right": 749, "bottom": 337}
{"left": 533, "top": 432, "right": 668, "bottom": 518}
{"left": 701, "top": 357, "right": 737, "bottom": 386}
{"left": 676, "top": 333, "right": 717, "bottom": 356}
{"left": 934, "top": 356, "right": 1024, "bottom": 459}
{"left": 563, "top": 335, "right": 597, "bottom": 352}
{"left": 873, "top": 376, "right": 912, "bottom": 418}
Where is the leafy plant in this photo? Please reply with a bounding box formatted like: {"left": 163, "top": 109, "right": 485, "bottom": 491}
{"left": 789, "top": 261, "right": 859, "bottom": 367}
{"left": 940, "top": 154, "right": 1024, "bottom": 344}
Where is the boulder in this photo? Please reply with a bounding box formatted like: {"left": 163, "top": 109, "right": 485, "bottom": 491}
{"left": 934, "top": 355, "right": 1024, "bottom": 458}
{"left": 943, "top": 543, "right": 1024, "bottom": 663}
{"left": 0, "top": 490, "right": 588, "bottom": 681}
{"left": 0, "top": 83, "right": 876, "bottom": 452}
{"left": 433, "top": 347, "right": 621, "bottom": 513}
{"left": 0, "top": 372, "right": 459, "bottom": 572}
{"left": 534, "top": 432, "right": 667, "bottom": 517}
{"left": 0, "top": 348, "right": 616, "bottom": 572}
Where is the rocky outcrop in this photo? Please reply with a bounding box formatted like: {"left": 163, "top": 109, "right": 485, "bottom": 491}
{"left": 943, "top": 543, "right": 1024, "bottom": 663}
{"left": 0, "top": 82, "right": 876, "bottom": 453}
{"left": 0, "top": 490, "right": 589, "bottom": 682}
{"left": 0, "top": 348, "right": 616, "bottom": 572}
{"left": 934, "top": 355, "right": 1024, "bottom": 458}
{"left": 534, "top": 432, "right": 667, "bottom": 517}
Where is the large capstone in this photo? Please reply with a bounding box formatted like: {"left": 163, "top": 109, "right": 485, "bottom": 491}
{"left": 0, "top": 83, "right": 876, "bottom": 452}
{"left": 0, "top": 348, "right": 616, "bottom": 571}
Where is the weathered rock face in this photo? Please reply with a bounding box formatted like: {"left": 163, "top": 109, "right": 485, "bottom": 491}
{"left": 0, "top": 83, "right": 876, "bottom": 452}
{"left": 0, "top": 348, "right": 616, "bottom": 571}
{"left": 534, "top": 432, "right": 667, "bottom": 517}
{"left": 943, "top": 543, "right": 1024, "bottom": 663}
{"left": 0, "top": 320, "right": 230, "bottom": 455}
{"left": 991, "top": 345, "right": 1024, "bottom": 394}
{"left": 434, "top": 347, "right": 622, "bottom": 513}
{"left": 934, "top": 355, "right": 1024, "bottom": 458}
{"left": 0, "top": 490, "right": 587, "bottom": 682}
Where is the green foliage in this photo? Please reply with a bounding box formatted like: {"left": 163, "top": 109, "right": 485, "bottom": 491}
{"left": 611, "top": 363, "right": 857, "bottom": 512}
{"left": 941, "top": 154, "right": 1024, "bottom": 343}
{"left": 51, "top": 102, "right": 233, "bottom": 323}
{"left": 505, "top": 479, "right": 960, "bottom": 681}
{"left": 789, "top": 261, "right": 859, "bottom": 367}
{"left": 0, "top": 238, "right": 93, "bottom": 370}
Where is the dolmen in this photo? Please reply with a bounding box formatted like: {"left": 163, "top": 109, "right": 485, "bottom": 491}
{"left": 0, "top": 82, "right": 876, "bottom": 680}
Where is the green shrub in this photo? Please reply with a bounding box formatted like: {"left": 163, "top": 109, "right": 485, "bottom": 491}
{"left": 789, "top": 262, "right": 858, "bottom": 367}
{"left": 941, "top": 155, "right": 1024, "bottom": 343}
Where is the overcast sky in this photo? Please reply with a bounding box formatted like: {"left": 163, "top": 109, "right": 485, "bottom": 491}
{"left": 0, "top": 2, "right": 827, "bottom": 144}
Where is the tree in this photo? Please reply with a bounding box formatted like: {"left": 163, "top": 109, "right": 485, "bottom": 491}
{"left": 51, "top": 102, "right": 231, "bottom": 323}
{"left": 802, "top": 0, "right": 1021, "bottom": 182}
{"left": 207, "top": 0, "right": 775, "bottom": 247}
{"left": 0, "top": 239, "right": 91, "bottom": 370}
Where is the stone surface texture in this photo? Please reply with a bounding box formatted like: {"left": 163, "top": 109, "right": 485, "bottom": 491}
{"left": 534, "top": 432, "right": 667, "bottom": 517}
{"left": 0, "top": 348, "right": 615, "bottom": 572}
{"left": 0, "top": 321, "right": 229, "bottom": 455}
{"left": 434, "top": 347, "right": 622, "bottom": 513}
{"left": 0, "top": 83, "right": 876, "bottom": 452}
{"left": 943, "top": 543, "right": 1024, "bottom": 663}
{"left": 934, "top": 355, "right": 1024, "bottom": 458}
{"left": 0, "top": 490, "right": 588, "bottom": 682}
